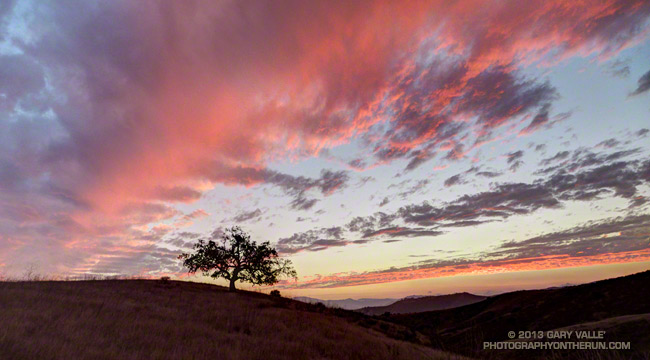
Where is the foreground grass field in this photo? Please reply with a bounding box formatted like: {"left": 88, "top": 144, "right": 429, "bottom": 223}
{"left": 0, "top": 280, "right": 462, "bottom": 360}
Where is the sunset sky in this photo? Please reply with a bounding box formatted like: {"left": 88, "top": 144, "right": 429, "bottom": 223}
{"left": 1, "top": 0, "right": 649, "bottom": 298}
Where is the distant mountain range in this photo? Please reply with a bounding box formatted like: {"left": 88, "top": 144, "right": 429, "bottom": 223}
{"left": 294, "top": 292, "right": 486, "bottom": 313}
{"left": 357, "top": 292, "right": 487, "bottom": 315}
{"left": 293, "top": 296, "right": 398, "bottom": 310}
{"left": 389, "top": 270, "right": 650, "bottom": 359}
{"left": 295, "top": 283, "right": 580, "bottom": 313}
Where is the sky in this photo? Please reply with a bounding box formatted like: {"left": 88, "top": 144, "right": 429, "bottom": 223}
{"left": 0, "top": 0, "right": 649, "bottom": 298}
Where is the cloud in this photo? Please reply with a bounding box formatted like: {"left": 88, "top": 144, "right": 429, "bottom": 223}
{"left": 282, "top": 146, "right": 649, "bottom": 254}
{"left": 0, "top": 54, "right": 46, "bottom": 110}
{"left": 397, "top": 179, "right": 430, "bottom": 199}
{"left": 200, "top": 165, "right": 350, "bottom": 210}
{"left": 361, "top": 226, "right": 443, "bottom": 239}
{"left": 476, "top": 171, "right": 502, "bottom": 178}
{"left": 495, "top": 214, "right": 650, "bottom": 259}
{"left": 596, "top": 138, "right": 621, "bottom": 149}
{"left": 629, "top": 69, "right": 650, "bottom": 96}
{"left": 399, "top": 182, "right": 560, "bottom": 227}
{"left": 444, "top": 174, "right": 465, "bottom": 187}
{"left": 276, "top": 226, "right": 360, "bottom": 254}
{"left": 230, "top": 208, "right": 264, "bottom": 223}
{"left": 540, "top": 150, "right": 570, "bottom": 166}
{"left": 283, "top": 213, "right": 650, "bottom": 289}
{"left": 151, "top": 186, "right": 202, "bottom": 203}
{"left": 1, "top": 0, "right": 650, "bottom": 276}
{"left": 519, "top": 103, "right": 554, "bottom": 136}
{"left": 506, "top": 150, "right": 525, "bottom": 171}
{"left": 175, "top": 209, "right": 209, "bottom": 226}
{"left": 604, "top": 58, "right": 631, "bottom": 78}
{"left": 347, "top": 159, "right": 367, "bottom": 171}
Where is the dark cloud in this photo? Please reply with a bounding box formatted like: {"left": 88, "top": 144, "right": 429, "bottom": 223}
{"left": 568, "top": 148, "right": 640, "bottom": 171}
{"left": 444, "top": 174, "right": 465, "bottom": 187}
{"left": 596, "top": 138, "right": 621, "bottom": 148}
{"left": 230, "top": 208, "right": 264, "bottom": 223}
{"left": 494, "top": 214, "right": 650, "bottom": 259}
{"left": 536, "top": 147, "right": 641, "bottom": 175}
{"left": 356, "top": 176, "right": 375, "bottom": 187}
{"left": 361, "top": 226, "right": 443, "bottom": 239}
{"left": 476, "top": 171, "right": 502, "bottom": 178}
{"left": 546, "top": 160, "right": 649, "bottom": 201}
{"left": 318, "top": 170, "right": 350, "bottom": 195}
{"left": 397, "top": 179, "right": 430, "bottom": 199}
{"left": 629, "top": 69, "right": 650, "bottom": 96}
{"left": 379, "top": 197, "right": 390, "bottom": 207}
{"left": 539, "top": 150, "right": 570, "bottom": 166}
{"left": 459, "top": 164, "right": 502, "bottom": 180}
{"left": 519, "top": 102, "right": 553, "bottom": 135}
{"left": 404, "top": 150, "right": 434, "bottom": 172}
{"left": 202, "top": 164, "right": 350, "bottom": 210}
{"left": 289, "top": 196, "right": 319, "bottom": 211}
{"left": 442, "top": 143, "right": 466, "bottom": 161}
{"left": 165, "top": 232, "right": 201, "bottom": 249}
{"left": 506, "top": 150, "right": 524, "bottom": 171}
{"left": 347, "top": 158, "right": 367, "bottom": 170}
{"left": 604, "top": 59, "right": 630, "bottom": 78}
{"left": 350, "top": 213, "right": 399, "bottom": 235}
{"left": 399, "top": 182, "right": 560, "bottom": 227}
{"left": 322, "top": 226, "right": 345, "bottom": 239}
{"left": 276, "top": 226, "right": 359, "bottom": 254}
{"left": 347, "top": 216, "right": 380, "bottom": 234}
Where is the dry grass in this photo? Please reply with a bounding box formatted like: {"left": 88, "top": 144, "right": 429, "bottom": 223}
{"left": 0, "top": 280, "right": 462, "bottom": 360}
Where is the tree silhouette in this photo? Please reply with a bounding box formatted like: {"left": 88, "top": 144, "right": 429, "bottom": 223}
{"left": 179, "top": 226, "right": 297, "bottom": 291}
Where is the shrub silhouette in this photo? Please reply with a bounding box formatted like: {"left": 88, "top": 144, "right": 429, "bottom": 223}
{"left": 270, "top": 290, "right": 281, "bottom": 297}
{"left": 179, "top": 226, "right": 296, "bottom": 291}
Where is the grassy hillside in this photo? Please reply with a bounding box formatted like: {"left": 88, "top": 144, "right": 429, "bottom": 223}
{"left": 357, "top": 292, "right": 487, "bottom": 315}
{"left": 389, "top": 270, "right": 650, "bottom": 359}
{"left": 0, "top": 280, "right": 463, "bottom": 360}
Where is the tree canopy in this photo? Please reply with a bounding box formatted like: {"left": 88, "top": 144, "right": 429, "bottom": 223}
{"left": 179, "top": 226, "right": 297, "bottom": 291}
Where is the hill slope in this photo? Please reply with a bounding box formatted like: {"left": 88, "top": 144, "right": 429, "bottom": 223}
{"left": 357, "top": 292, "right": 487, "bottom": 315}
{"left": 390, "top": 270, "right": 650, "bottom": 359}
{"left": 0, "top": 280, "right": 462, "bottom": 360}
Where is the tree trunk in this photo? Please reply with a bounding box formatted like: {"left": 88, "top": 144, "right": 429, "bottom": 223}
{"left": 229, "top": 268, "right": 240, "bottom": 292}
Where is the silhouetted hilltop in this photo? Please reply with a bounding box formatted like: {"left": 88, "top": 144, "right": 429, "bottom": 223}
{"left": 357, "top": 292, "right": 487, "bottom": 315}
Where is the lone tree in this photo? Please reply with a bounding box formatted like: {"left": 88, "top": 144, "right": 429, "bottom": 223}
{"left": 179, "top": 226, "right": 297, "bottom": 291}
